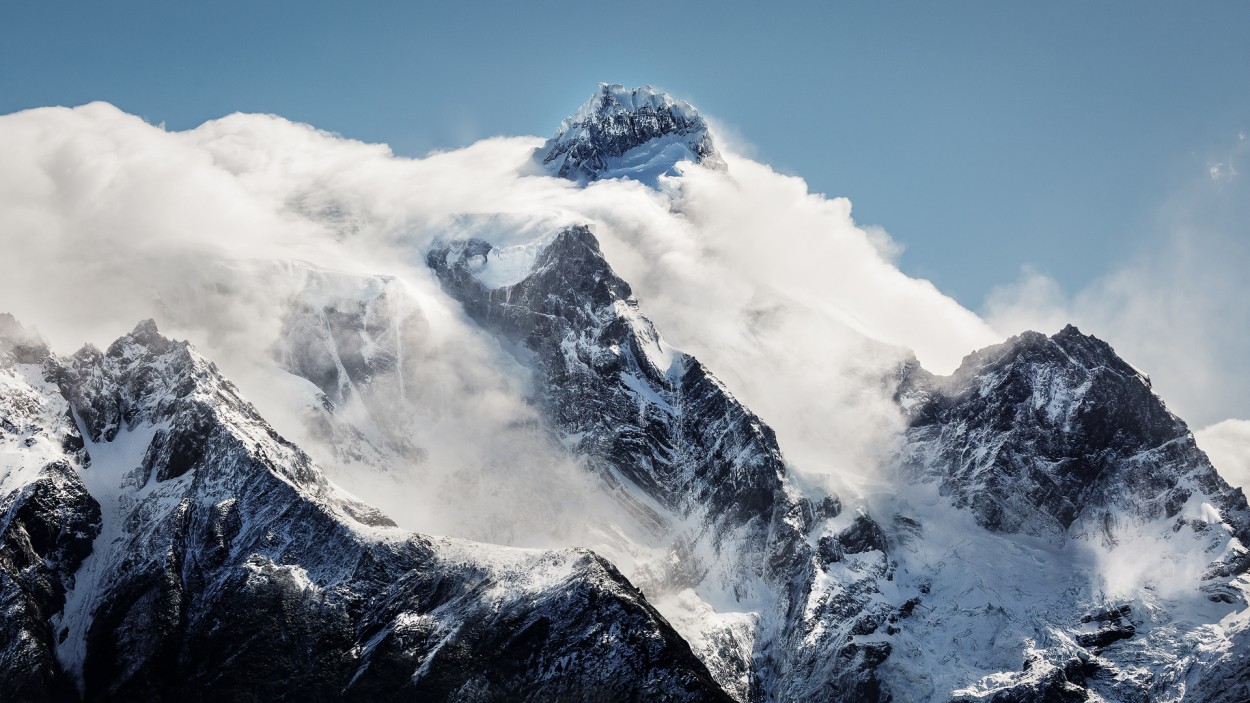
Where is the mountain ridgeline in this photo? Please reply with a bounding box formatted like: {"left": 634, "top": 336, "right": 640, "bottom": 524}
{"left": 1, "top": 85, "right": 1248, "bottom": 702}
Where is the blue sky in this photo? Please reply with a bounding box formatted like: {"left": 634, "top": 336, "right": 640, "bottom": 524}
{"left": 2, "top": 1, "right": 1247, "bottom": 308}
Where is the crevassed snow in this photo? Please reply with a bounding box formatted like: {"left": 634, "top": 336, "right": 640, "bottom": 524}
{"left": 871, "top": 477, "right": 1245, "bottom": 702}
{"left": 654, "top": 588, "right": 758, "bottom": 703}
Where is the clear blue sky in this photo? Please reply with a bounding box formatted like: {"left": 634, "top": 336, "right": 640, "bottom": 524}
{"left": 3, "top": 2, "right": 1247, "bottom": 307}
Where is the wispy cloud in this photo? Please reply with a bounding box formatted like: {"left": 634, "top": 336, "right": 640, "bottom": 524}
{"left": 1209, "top": 161, "right": 1238, "bottom": 182}
{"left": 985, "top": 129, "right": 1250, "bottom": 432}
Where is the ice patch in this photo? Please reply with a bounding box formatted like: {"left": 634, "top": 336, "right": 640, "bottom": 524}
{"left": 468, "top": 234, "right": 555, "bottom": 289}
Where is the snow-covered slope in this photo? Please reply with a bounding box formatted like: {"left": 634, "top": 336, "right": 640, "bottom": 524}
{"left": 427, "top": 223, "right": 1250, "bottom": 701}
{"left": 882, "top": 326, "right": 1250, "bottom": 701}
{"left": 0, "top": 315, "right": 100, "bottom": 700}
{"left": 0, "top": 317, "right": 732, "bottom": 702}
{"left": 897, "top": 326, "right": 1249, "bottom": 574}
{"left": 428, "top": 226, "right": 902, "bottom": 701}
{"left": 3, "top": 83, "right": 1249, "bottom": 703}
{"left": 536, "top": 83, "right": 726, "bottom": 184}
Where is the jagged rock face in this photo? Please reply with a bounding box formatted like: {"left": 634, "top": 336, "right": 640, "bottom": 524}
{"left": 949, "top": 654, "right": 1097, "bottom": 703}
{"left": 428, "top": 227, "right": 785, "bottom": 533}
{"left": 428, "top": 227, "right": 898, "bottom": 702}
{"left": 0, "top": 318, "right": 101, "bottom": 701}
{"left": 886, "top": 325, "right": 1250, "bottom": 701}
{"left": 0, "top": 319, "right": 733, "bottom": 702}
{"left": 537, "top": 84, "right": 726, "bottom": 184}
{"left": 897, "top": 325, "right": 1250, "bottom": 551}
{"left": 1188, "top": 621, "right": 1250, "bottom": 703}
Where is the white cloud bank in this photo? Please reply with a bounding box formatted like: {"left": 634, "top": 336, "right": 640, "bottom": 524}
{"left": 1196, "top": 420, "right": 1250, "bottom": 493}
{"left": 1, "top": 98, "right": 1246, "bottom": 543}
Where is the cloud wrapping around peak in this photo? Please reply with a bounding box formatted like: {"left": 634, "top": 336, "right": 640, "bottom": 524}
{"left": 3, "top": 98, "right": 1245, "bottom": 539}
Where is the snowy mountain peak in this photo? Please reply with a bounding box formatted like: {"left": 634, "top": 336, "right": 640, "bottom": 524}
{"left": 1, "top": 316, "right": 733, "bottom": 701}
{"left": 941, "top": 325, "right": 1142, "bottom": 393}
{"left": 537, "top": 84, "right": 726, "bottom": 185}
{"left": 0, "top": 312, "right": 30, "bottom": 341}
{"left": 429, "top": 225, "right": 906, "bottom": 701}
{"left": 570, "top": 83, "right": 698, "bottom": 126}
{"left": 898, "top": 325, "right": 1250, "bottom": 576}
{"left": 105, "top": 318, "right": 179, "bottom": 359}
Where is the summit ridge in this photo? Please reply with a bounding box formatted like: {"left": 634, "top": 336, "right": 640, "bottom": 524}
{"left": 537, "top": 83, "right": 726, "bottom": 184}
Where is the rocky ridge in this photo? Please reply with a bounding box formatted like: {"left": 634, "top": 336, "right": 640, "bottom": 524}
{"left": 0, "top": 317, "right": 732, "bottom": 702}
{"left": 4, "top": 83, "right": 1250, "bottom": 703}
{"left": 883, "top": 326, "right": 1250, "bottom": 701}
{"left": 428, "top": 226, "right": 899, "bottom": 701}
{"left": 537, "top": 83, "right": 726, "bottom": 184}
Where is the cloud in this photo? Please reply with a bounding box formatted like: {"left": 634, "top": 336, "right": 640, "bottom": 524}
{"left": 1209, "top": 131, "right": 1248, "bottom": 182}
{"left": 1208, "top": 161, "right": 1237, "bottom": 182}
{"left": 1195, "top": 419, "right": 1250, "bottom": 492}
{"left": 9, "top": 97, "right": 1250, "bottom": 640}
{"left": 554, "top": 154, "right": 1001, "bottom": 493}
{"left": 984, "top": 130, "right": 1250, "bottom": 429}
{"left": 0, "top": 99, "right": 1021, "bottom": 541}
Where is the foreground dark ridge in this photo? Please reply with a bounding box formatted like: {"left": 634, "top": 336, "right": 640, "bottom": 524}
{"left": 0, "top": 315, "right": 732, "bottom": 702}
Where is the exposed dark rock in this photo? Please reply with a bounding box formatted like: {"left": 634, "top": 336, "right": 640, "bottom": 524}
{"left": 897, "top": 326, "right": 1250, "bottom": 551}
{"left": 0, "top": 319, "right": 102, "bottom": 702}
{"left": 428, "top": 226, "right": 897, "bottom": 701}
{"left": 837, "top": 511, "right": 890, "bottom": 555}
{"left": 428, "top": 226, "right": 788, "bottom": 537}
{"left": 536, "top": 84, "right": 725, "bottom": 183}
{"left": 1075, "top": 604, "right": 1136, "bottom": 649}
{"left": 0, "top": 320, "right": 734, "bottom": 702}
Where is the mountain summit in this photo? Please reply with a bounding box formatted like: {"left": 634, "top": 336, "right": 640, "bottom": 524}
{"left": 536, "top": 83, "right": 726, "bottom": 184}
{"left": 5, "top": 87, "right": 1250, "bottom": 703}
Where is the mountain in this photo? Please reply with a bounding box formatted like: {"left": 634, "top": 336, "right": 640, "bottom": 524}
{"left": 0, "top": 314, "right": 99, "bottom": 701}
{"left": 424, "top": 216, "right": 1250, "bottom": 702}
{"left": 0, "top": 317, "right": 731, "bottom": 702}
{"left": 883, "top": 326, "right": 1250, "bottom": 701}
{"left": 427, "top": 226, "right": 896, "bottom": 700}
{"left": 3, "top": 84, "right": 1249, "bottom": 702}
{"left": 430, "top": 87, "right": 1250, "bottom": 701}
{"left": 536, "top": 83, "right": 726, "bottom": 184}
{"left": 897, "top": 325, "right": 1250, "bottom": 564}
{"left": 270, "top": 265, "right": 428, "bottom": 473}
